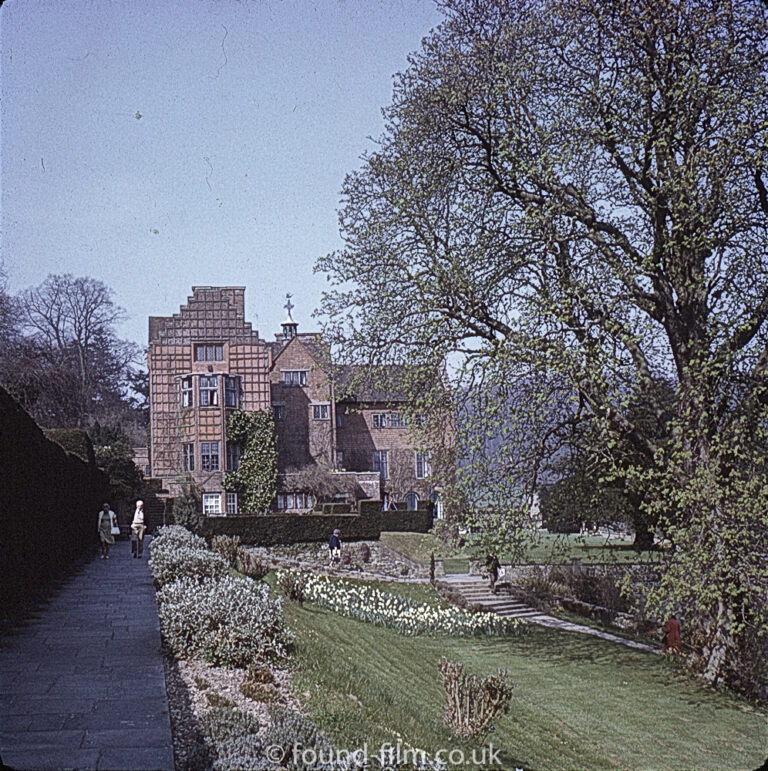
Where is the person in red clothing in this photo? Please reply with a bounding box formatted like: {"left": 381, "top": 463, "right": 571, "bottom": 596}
{"left": 662, "top": 614, "right": 682, "bottom": 653}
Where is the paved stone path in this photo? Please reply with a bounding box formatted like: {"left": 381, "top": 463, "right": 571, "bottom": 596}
{"left": 0, "top": 538, "right": 174, "bottom": 771}
{"left": 437, "top": 574, "right": 659, "bottom": 653}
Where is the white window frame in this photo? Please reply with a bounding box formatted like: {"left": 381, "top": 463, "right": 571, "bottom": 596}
{"left": 372, "top": 413, "right": 387, "bottom": 428}
{"left": 415, "top": 451, "right": 431, "bottom": 479}
{"left": 199, "top": 375, "right": 219, "bottom": 407}
{"left": 312, "top": 404, "right": 330, "bottom": 420}
{"left": 372, "top": 449, "right": 389, "bottom": 479}
{"left": 226, "top": 492, "right": 238, "bottom": 515}
{"left": 202, "top": 493, "right": 222, "bottom": 515}
{"left": 201, "top": 441, "right": 220, "bottom": 471}
{"left": 182, "top": 442, "right": 195, "bottom": 472}
{"left": 180, "top": 376, "right": 193, "bottom": 408}
{"left": 283, "top": 370, "right": 308, "bottom": 387}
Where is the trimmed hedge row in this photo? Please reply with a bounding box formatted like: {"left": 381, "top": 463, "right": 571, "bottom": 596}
{"left": 1, "top": 387, "right": 110, "bottom": 619}
{"left": 199, "top": 505, "right": 433, "bottom": 546}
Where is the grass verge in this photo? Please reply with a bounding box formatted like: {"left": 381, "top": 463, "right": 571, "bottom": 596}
{"left": 284, "top": 588, "right": 767, "bottom": 771}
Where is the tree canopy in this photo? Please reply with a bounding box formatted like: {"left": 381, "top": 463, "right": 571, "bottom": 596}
{"left": 317, "top": 0, "right": 768, "bottom": 690}
{"left": 0, "top": 271, "right": 144, "bottom": 437}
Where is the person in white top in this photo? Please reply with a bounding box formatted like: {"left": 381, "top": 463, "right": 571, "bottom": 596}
{"left": 131, "top": 500, "right": 146, "bottom": 558}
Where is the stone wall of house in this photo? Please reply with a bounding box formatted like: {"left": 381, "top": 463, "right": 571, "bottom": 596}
{"left": 147, "top": 286, "right": 271, "bottom": 503}
{"left": 270, "top": 335, "right": 335, "bottom": 471}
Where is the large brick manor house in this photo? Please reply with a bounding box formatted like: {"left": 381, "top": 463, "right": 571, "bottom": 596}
{"left": 147, "top": 286, "right": 443, "bottom": 516}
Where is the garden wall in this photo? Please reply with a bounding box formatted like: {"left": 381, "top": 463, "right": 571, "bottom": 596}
{"left": 0, "top": 388, "right": 110, "bottom": 619}
{"left": 199, "top": 501, "right": 433, "bottom": 545}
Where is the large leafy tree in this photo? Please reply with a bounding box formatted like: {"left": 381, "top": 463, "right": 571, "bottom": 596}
{"left": 318, "top": 0, "right": 768, "bottom": 688}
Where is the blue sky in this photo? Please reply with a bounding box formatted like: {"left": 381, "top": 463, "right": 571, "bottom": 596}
{"left": 1, "top": 0, "right": 441, "bottom": 348}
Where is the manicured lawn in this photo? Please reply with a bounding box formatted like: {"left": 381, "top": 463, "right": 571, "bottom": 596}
{"left": 380, "top": 531, "right": 660, "bottom": 566}
{"left": 284, "top": 590, "right": 767, "bottom": 771}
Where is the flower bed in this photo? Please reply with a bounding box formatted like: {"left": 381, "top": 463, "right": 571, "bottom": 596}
{"left": 276, "top": 570, "right": 520, "bottom": 637}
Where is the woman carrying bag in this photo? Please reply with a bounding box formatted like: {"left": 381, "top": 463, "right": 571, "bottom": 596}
{"left": 97, "top": 502, "right": 119, "bottom": 560}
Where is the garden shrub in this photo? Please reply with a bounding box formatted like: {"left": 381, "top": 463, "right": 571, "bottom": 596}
{"left": 199, "top": 706, "right": 260, "bottom": 743}
{"left": 438, "top": 657, "right": 514, "bottom": 739}
{"left": 237, "top": 548, "right": 271, "bottom": 580}
{"left": 157, "top": 575, "right": 293, "bottom": 666}
{"left": 262, "top": 706, "right": 323, "bottom": 770}
{"left": 243, "top": 662, "right": 275, "bottom": 685}
{"left": 205, "top": 692, "right": 236, "bottom": 709}
{"left": 359, "top": 542, "right": 371, "bottom": 563}
{"left": 210, "top": 736, "right": 266, "bottom": 771}
{"left": 151, "top": 524, "right": 208, "bottom": 553}
{"left": 277, "top": 570, "right": 307, "bottom": 605}
{"left": 149, "top": 543, "right": 229, "bottom": 588}
{"left": 212, "top": 534, "right": 241, "bottom": 568}
{"left": 239, "top": 680, "right": 281, "bottom": 703}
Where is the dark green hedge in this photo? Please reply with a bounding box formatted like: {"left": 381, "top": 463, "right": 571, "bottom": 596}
{"left": 43, "top": 428, "right": 96, "bottom": 465}
{"left": 1, "top": 388, "right": 110, "bottom": 619}
{"left": 200, "top": 502, "right": 433, "bottom": 545}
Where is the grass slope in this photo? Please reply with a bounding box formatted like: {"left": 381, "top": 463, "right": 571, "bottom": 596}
{"left": 285, "top": 591, "right": 767, "bottom": 771}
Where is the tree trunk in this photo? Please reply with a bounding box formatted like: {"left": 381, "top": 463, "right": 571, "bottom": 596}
{"left": 703, "top": 601, "right": 731, "bottom": 685}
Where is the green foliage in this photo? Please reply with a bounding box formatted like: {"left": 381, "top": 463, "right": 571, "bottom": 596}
{"left": 43, "top": 429, "right": 95, "bottom": 464}
{"left": 224, "top": 409, "right": 277, "bottom": 514}
{"left": 211, "top": 534, "right": 241, "bottom": 567}
{"left": 316, "top": 0, "right": 768, "bottom": 691}
{"left": 171, "top": 486, "right": 206, "bottom": 532}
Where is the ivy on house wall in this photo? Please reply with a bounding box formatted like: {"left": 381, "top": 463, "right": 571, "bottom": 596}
{"left": 224, "top": 409, "right": 277, "bottom": 514}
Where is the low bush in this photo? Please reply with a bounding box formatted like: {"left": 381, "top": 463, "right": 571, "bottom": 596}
{"left": 205, "top": 692, "right": 236, "bottom": 709}
{"left": 237, "top": 548, "right": 271, "bottom": 580}
{"left": 240, "top": 680, "right": 281, "bottom": 703}
{"left": 199, "top": 706, "right": 260, "bottom": 743}
{"left": 243, "top": 663, "right": 275, "bottom": 685}
{"left": 149, "top": 543, "right": 229, "bottom": 588}
{"left": 212, "top": 534, "right": 241, "bottom": 567}
{"left": 262, "top": 706, "right": 322, "bottom": 770}
{"left": 152, "top": 524, "right": 207, "bottom": 553}
{"left": 157, "top": 575, "right": 293, "bottom": 666}
{"left": 210, "top": 736, "right": 266, "bottom": 771}
{"left": 438, "top": 656, "right": 514, "bottom": 739}
{"left": 277, "top": 570, "right": 307, "bottom": 605}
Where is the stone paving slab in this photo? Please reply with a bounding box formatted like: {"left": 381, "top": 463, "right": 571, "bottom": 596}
{"left": 0, "top": 539, "right": 174, "bottom": 771}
